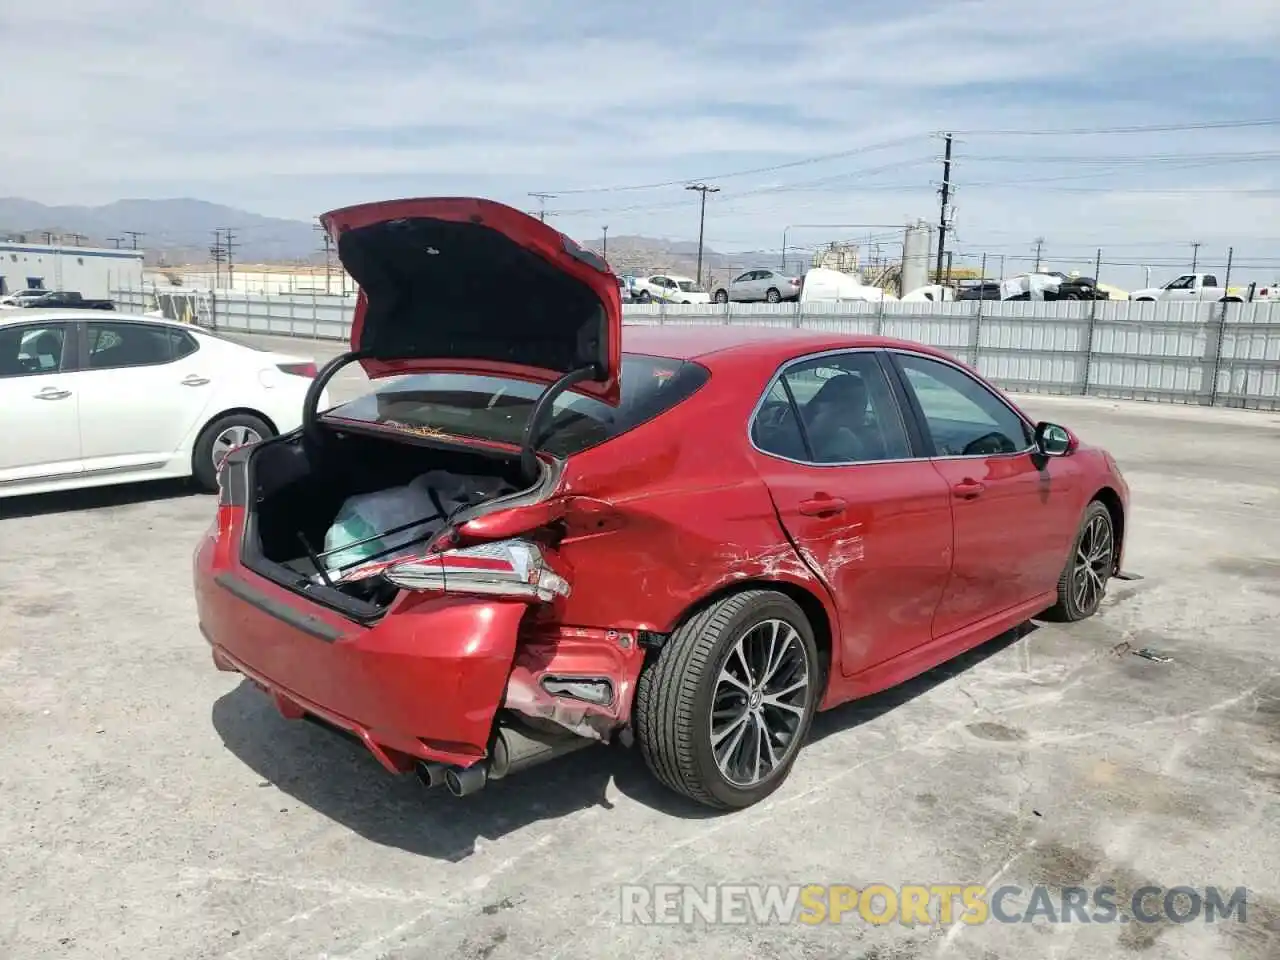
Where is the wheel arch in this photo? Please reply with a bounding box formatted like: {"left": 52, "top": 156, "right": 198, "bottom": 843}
{"left": 1090, "top": 485, "right": 1126, "bottom": 572}
{"left": 664, "top": 577, "right": 837, "bottom": 692}
{"left": 194, "top": 406, "right": 281, "bottom": 443}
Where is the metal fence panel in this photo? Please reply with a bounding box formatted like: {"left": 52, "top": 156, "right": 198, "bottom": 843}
{"left": 111, "top": 284, "right": 1280, "bottom": 409}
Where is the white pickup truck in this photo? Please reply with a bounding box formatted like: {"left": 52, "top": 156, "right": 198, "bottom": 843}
{"left": 1128, "top": 273, "right": 1247, "bottom": 303}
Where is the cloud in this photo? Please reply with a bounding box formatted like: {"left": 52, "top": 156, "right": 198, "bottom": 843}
{"left": 1, "top": 0, "right": 1278, "bottom": 285}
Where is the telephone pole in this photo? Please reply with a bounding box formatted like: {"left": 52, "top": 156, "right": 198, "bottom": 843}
{"left": 528, "top": 193, "right": 556, "bottom": 222}
{"left": 315, "top": 224, "right": 335, "bottom": 294}
{"left": 106, "top": 237, "right": 123, "bottom": 248}
{"left": 601, "top": 225, "right": 608, "bottom": 264}
{"left": 123, "top": 230, "right": 144, "bottom": 249}
{"left": 67, "top": 233, "right": 86, "bottom": 246}
{"left": 209, "top": 229, "right": 226, "bottom": 289}
{"left": 934, "top": 132, "right": 953, "bottom": 282}
{"left": 1190, "top": 241, "right": 1201, "bottom": 272}
{"left": 685, "top": 182, "right": 720, "bottom": 287}
{"left": 1033, "top": 236, "right": 1045, "bottom": 272}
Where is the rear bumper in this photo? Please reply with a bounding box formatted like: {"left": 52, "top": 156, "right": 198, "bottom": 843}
{"left": 195, "top": 534, "right": 645, "bottom": 773}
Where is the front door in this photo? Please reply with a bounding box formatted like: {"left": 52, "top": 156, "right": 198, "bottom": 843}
{"left": 0, "top": 321, "right": 83, "bottom": 485}
{"left": 72, "top": 320, "right": 216, "bottom": 473}
{"left": 750, "top": 349, "right": 954, "bottom": 676}
{"left": 888, "top": 351, "right": 1081, "bottom": 638}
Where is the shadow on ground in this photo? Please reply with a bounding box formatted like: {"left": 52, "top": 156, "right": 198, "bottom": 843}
{"left": 0, "top": 478, "right": 203, "bottom": 518}
{"left": 211, "top": 621, "right": 1038, "bottom": 862}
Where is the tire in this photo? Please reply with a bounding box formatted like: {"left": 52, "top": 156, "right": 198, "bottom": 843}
{"left": 713, "top": 289, "right": 729, "bottom": 303}
{"left": 1046, "top": 501, "right": 1115, "bottom": 621}
{"left": 1135, "top": 297, "right": 1155, "bottom": 303}
{"left": 765, "top": 287, "right": 781, "bottom": 303}
{"left": 191, "top": 412, "right": 273, "bottom": 492}
{"left": 635, "top": 589, "right": 820, "bottom": 809}
{"left": 637, "top": 291, "right": 651, "bottom": 303}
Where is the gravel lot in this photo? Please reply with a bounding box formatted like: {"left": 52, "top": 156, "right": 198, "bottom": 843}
{"left": 2, "top": 331, "right": 1279, "bottom": 960}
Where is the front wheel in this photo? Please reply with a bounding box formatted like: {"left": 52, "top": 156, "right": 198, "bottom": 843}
{"left": 637, "top": 291, "right": 651, "bottom": 303}
{"left": 192, "top": 412, "right": 273, "bottom": 492}
{"left": 713, "top": 289, "right": 729, "bottom": 303}
{"left": 635, "top": 590, "right": 820, "bottom": 809}
{"left": 1048, "top": 501, "right": 1115, "bottom": 621}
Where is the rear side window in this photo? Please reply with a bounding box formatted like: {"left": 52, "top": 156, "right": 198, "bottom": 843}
{"left": 325, "top": 354, "right": 710, "bottom": 457}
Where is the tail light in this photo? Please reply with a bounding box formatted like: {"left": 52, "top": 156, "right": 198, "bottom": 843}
{"left": 277, "top": 361, "right": 318, "bottom": 378}
{"left": 789, "top": 277, "right": 801, "bottom": 286}
{"left": 339, "top": 539, "right": 570, "bottom": 602}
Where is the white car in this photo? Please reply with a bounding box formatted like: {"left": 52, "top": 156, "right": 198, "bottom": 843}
{"left": 632, "top": 274, "right": 712, "bottom": 304}
{"left": 0, "top": 310, "right": 329, "bottom": 499}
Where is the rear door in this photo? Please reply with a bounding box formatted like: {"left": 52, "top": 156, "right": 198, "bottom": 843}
{"left": 749, "top": 349, "right": 953, "bottom": 676}
{"left": 72, "top": 319, "right": 217, "bottom": 473}
{"left": 0, "top": 320, "right": 83, "bottom": 484}
{"left": 886, "top": 350, "right": 1081, "bottom": 637}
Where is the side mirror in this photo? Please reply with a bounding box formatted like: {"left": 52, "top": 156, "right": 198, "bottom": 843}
{"left": 1034, "top": 421, "right": 1076, "bottom": 457}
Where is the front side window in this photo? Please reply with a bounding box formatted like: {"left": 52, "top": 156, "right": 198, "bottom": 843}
{"left": 753, "top": 352, "right": 911, "bottom": 464}
{"left": 895, "top": 353, "right": 1032, "bottom": 457}
{"left": 86, "top": 321, "right": 174, "bottom": 369}
{"left": 325, "top": 353, "right": 709, "bottom": 458}
{"left": 0, "top": 323, "right": 70, "bottom": 378}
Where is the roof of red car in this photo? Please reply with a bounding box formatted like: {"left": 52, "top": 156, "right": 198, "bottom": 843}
{"left": 620, "top": 323, "right": 946, "bottom": 363}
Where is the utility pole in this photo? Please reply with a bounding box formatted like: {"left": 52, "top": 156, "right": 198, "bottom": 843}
{"left": 43, "top": 231, "right": 55, "bottom": 245}
{"left": 223, "top": 229, "right": 238, "bottom": 289}
{"left": 528, "top": 193, "right": 556, "bottom": 222}
{"left": 1033, "top": 236, "right": 1045, "bottom": 272}
{"left": 106, "top": 237, "right": 123, "bottom": 248}
{"left": 934, "top": 133, "right": 953, "bottom": 283}
{"left": 1190, "top": 241, "right": 1201, "bottom": 272}
{"left": 685, "top": 182, "right": 720, "bottom": 287}
{"left": 209, "top": 229, "right": 225, "bottom": 289}
{"left": 315, "top": 223, "right": 334, "bottom": 294}
{"left": 601, "top": 225, "right": 608, "bottom": 264}
{"left": 67, "top": 233, "right": 86, "bottom": 247}
{"left": 123, "top": 231, "right": 144, "bottom": 249}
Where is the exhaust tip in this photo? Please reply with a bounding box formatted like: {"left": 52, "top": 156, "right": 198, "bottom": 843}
{"left": 416, "top": 762, "right": 448, "bottom": 789}
{"left": 445, "top": 763, "right": 488, "bottom": 797}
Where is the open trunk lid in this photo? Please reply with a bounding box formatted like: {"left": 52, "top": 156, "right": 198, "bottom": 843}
{"left": 320, "top": 197, "right": 622, "bottom": 405}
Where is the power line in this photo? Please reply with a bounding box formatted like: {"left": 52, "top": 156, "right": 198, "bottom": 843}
{"left": 950, "top": 118, "right": 1280, "bottom": 136}
{"left": 539, "top": 135, "right": 920, "bottom": 195}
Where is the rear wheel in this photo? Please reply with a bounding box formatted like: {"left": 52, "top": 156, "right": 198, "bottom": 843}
{"left": 1047, "top": 501, "right": 1115, "bottom": 621}
{"left": 637, "top": 290, "right": 652, "bottom": 303}
{"left": 192, "top": 413, "right": 273, "bottom": 492}
{"left": 766, "top": 287, "right": 781, "bottom": 303}
{"left": 713, "top": 289, "right": 729, "bottom": 303}
{"left": 635, "top": 589, "right": 819, "bottom": 809}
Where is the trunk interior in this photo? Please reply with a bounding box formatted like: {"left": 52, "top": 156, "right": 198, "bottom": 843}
{"left": 242, "top": 426, "right": 532, "bottom": 618}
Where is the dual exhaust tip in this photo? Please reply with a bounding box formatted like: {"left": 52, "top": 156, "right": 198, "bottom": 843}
{"left": 417, "top": 760, "right": 486, "bottom": 797}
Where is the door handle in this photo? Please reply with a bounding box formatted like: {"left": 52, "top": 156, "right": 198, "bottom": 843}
{"left": 952, "top": 479, "right": 985, "bottom": 499}
{"left": 181, "top": 375, "right": 211, "bottom": 386}
{"left": 798, "top": 495, "right": 847, "bottom": 517}
{"left": 34, "top": 387, "right": 72, "bottom": 400}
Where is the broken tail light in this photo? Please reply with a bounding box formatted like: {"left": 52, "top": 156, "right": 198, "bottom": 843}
{"left": 382, "top": 539, "right": 570, "bottom": 602}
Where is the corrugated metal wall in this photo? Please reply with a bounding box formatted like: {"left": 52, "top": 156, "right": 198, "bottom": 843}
{"left": 113, "top": 287, "right": 1280, "bottom": 410}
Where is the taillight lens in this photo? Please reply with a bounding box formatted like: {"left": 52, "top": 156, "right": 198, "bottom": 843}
{"left": 379, "top": 539, "right": 570, "bottom": 602}
{"left": 277, "top": 361, "right": 318, "bottom": 378}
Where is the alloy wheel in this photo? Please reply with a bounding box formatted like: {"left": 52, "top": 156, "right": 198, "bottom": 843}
{"left": 1072, "top": 512, "right": 1114, "bottom": 612}
{"left": 710, "top": 619, "right": 812, "bottom": 787}
{"left": 211, "top": 425, "right": 262, "bottom": 470}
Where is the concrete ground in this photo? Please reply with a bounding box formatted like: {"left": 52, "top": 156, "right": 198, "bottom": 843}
{"left": 2, "top": 331, "right": 1279, "bottom": 960}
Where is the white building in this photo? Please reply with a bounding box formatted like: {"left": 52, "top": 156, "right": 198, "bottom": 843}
{"left": 0, "top": 241, "right": 145, "bottom": 299}
{"left": 160, "top": 263, "right": 355, "bottom": 296}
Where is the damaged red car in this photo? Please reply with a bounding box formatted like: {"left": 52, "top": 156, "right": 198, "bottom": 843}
{"left": 195, "top": 197, "right": 1129, "bottom": 810}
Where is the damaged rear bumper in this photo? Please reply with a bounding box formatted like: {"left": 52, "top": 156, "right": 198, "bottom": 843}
{"left": 196, "top": 541, "right": 645, "bottom": 778}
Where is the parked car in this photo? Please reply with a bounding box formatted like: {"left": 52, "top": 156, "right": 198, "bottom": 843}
{"left": 712, "top": 269, "right": 802, "bottom": 304}
{"left": 632, "top": 274, "right": 711, "bottom": 304}
{"left": 18, "top": 290, "right": 115, "bottom": 310}
{"left": 955, "top": 281, "right": 1003, "bottom": 301}
{"left": 0, "top": 310, "right": 327, "bottom": 498}
{"left": 616, "top": 276, "right": 635, "bottom": 304}
{"left": 1128, "top": 273, "right": 1246, "bottom": 303}
{"left": 195, "top": 196, "right": 1130, "bottom": 811}
{"left": 0, "top": 288, "right": 50, "bottom": 308}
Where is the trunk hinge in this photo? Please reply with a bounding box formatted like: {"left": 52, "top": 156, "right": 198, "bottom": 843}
{"left": 303, "top": 350, "right": 372, "bottom": 446}
{"left": 519, "top": 364, "right": 604, "bottom": 484}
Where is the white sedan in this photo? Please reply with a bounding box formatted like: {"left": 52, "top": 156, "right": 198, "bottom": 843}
{"left": 0, "top": 310, "right": 329, "bottom": 499}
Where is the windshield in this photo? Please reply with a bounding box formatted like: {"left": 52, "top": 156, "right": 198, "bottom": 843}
{"left": 677, "top": 281, "right": 700, "bottom": 292}
{"left": 323, "top": 353, "right": 710, "bottom": 457}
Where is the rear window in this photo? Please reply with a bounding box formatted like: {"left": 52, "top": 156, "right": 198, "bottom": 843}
{"left": 677, "top": 281, "right": 699, "bottom": 292}
{"left": 324, "top": 353, "right": 710, "bottom": 457}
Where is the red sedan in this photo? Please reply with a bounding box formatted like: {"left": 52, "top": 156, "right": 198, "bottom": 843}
{"left": 195, "top": 197, "right": 1129, "bottom": 810}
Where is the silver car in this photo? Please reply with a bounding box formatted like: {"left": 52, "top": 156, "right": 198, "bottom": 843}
{"left": 712, "top": 269, "right": 802, "bottom": 304}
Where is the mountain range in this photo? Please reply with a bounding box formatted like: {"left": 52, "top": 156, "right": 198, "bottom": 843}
{"left": 0, "top": 197, "right": 800, "bottom": 282}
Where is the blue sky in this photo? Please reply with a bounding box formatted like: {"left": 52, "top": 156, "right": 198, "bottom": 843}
{"left": 2, "top": 0, "right": 1279, "bottom": 284}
